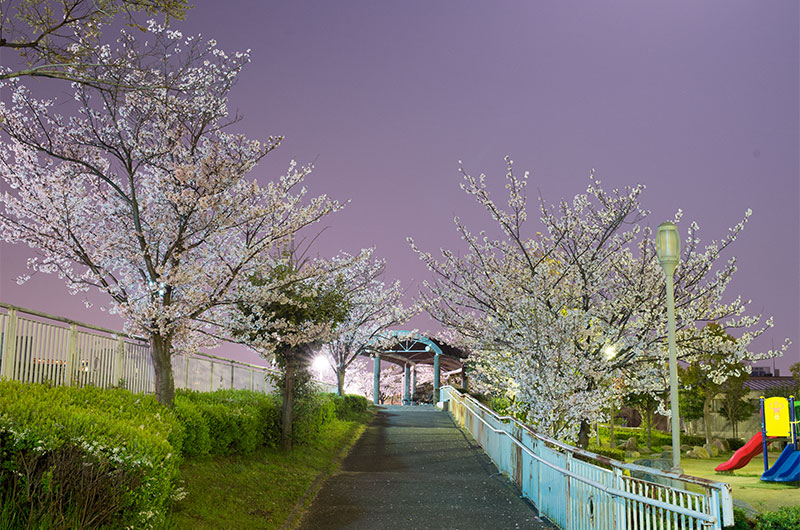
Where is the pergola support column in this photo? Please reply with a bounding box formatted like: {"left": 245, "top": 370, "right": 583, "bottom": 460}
{"left": 411, "top": 364, "right": 417, "bottom": 401}
{"left": 373, "top": 354, "right": 381, "bottom": 405}
{"left": 403, "top": 363, "right": 411, "bottom": 405}
{"left": 433, "top": 353, "right": 440, "bottom": 403}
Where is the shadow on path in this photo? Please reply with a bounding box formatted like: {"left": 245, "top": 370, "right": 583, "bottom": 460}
{"left": 297, "top": 405, "right": 554, "bottom": 529}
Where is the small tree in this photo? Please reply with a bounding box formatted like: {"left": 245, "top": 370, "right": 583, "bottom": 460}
{"left": 236, "top": 255, "right": 350, "bottom": 451}
{"left": 325, "top": 251, "right": 414, "bottom": 396}
{"left": 625, "top": 391, "right": 661, "bottom": 451}
{"left": 718, "top": 372, "right": 754, "bottom": 439}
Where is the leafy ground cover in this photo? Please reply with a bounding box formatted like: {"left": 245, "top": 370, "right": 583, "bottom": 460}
{"left": 167, "top": 409, "right": 372, "bottom": 529}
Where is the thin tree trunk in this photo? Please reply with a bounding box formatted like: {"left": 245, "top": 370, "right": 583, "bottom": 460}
{"left": 703, "top": 396, "right": 713, "bottom": 447}
{"left": 609, "top": 409, "right": 616, "bottom": 449}
{"left": 150, "top": 334, "right": 175, "bottom": 407}
{"left": 646, "top": 409, "right": 653, "bottom": 452}
{"left": 337, "top": 366, "right": 346, "bottom": 397}
{"left": 281, "top": 359, "right": 296, "bottom": 452}
{"left": 577, "top": 419, "right": 591, "bottom": 449}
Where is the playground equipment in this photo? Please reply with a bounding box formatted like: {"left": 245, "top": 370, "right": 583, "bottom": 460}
{"left": 715, "top": 395, "right": 799, "bottom": 481}
{"left": 760, "top": 396, "right": 799, "bottom": 482}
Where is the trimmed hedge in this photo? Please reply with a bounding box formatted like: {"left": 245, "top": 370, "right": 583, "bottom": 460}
{"left": 175, "top": 389, "right": 281, "bottom": 456}
{"left": 0, "top": 380, "right": 183, "bottom": 529}
{"left": 0, "top": 382, "right": 370, "bottom": 529}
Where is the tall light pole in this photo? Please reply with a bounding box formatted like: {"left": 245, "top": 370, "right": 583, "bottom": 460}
{"left": 656, "top": 221, "right": 682, "bottom": 473}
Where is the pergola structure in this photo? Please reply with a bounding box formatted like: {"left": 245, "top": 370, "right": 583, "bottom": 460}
{"left": 364, "top": 331, "right": 468, "bottom": 405}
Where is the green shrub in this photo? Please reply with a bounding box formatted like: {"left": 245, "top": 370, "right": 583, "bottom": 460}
{"left": 293, "top": 393, "right": 336, "bottom": 442}
{"left": 731, "top": 507, "right": 753, "bottom": 530}
{"left": 175, "top": 389, "right": 281, "bottom": 454}
{"left": 0, "top": 380, "right": 182, "bottom": 529}
{"left": 173, "top": 395, "right": 211, "bottom": 456}
{"left": 756, "top": 506, "right": 800, "bottom": 530}
{"left": 330, "top": 394, "right": 369, "bottom": 421}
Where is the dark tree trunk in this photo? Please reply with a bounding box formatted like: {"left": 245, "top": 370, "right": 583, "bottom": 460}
{"left": 703, "top": 396, "right": 713, "bottom": 447}
{"left": 337, "top": 366, "right": 346, "bottom": 397}
{"left": 577, "top": 419, "right": 591, "bottom": 449}
{"left": 281, "top": 358, "right": 296, "bottom": 452}
{"left": 150, "top": 334, "right": 175, "bottom": 407}
{"left": 646, "top": 409, "right": 653, "bottom": 451}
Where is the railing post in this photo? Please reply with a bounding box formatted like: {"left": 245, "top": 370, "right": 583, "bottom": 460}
{"left": 114, "top": 336, "right": 125, "bottom": 386}
{"left": 0, "top": 308, "right": 18, "bottom": 380}
{"left": 209, "top": 360, "right": 214, "bottom": 391}
{"left": 65, "top": 323, "right": 78, "bottom": 386}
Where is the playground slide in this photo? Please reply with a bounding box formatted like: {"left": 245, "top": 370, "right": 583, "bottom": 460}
{"left": 715, "top": 432, "right": 772, "bottom": 472}
{"left": 761, "top": 445, "right": 800, "bottom": 482}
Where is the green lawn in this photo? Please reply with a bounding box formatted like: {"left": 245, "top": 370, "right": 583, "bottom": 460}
{"left": 167, "top": 413, "right": 371, "bottom": 529}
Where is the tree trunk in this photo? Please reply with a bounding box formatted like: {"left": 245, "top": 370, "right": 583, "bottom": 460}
{"left": 281, "top": 359, "right": 296, "bottom": 452}
{"left": 577, "top": 419, "right": 591, "bottom": 449}
{"left": 609, "top": 409, "right": 616, "bottom": 449}
{"left": 150, "top": 334, "right": 175, "bottom": 407}
{"left": 646, "top": 409, "right": 653, "bottom": 452}
{"left": 337, "top": 366, "right": 346, "bottom": 397}
{"left": 703, "top": 395, "right": 713, "bottom": 447}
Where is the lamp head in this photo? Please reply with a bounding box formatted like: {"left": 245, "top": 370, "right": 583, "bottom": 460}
{"left": 655, "top": 222, "right": 681, "bottom": 270}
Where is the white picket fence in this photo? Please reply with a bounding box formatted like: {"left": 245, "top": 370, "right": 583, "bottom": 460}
{"left": 0, "top": 302, "right": 335, "bottom": 395}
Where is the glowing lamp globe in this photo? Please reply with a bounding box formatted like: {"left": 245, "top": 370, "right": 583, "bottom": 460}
{"left": 655, "top": 222, "right": 681, "bottom": 270}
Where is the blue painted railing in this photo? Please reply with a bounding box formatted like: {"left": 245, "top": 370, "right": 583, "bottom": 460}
{"left": 440, "top": 386, "right": 734, "bottom": 530}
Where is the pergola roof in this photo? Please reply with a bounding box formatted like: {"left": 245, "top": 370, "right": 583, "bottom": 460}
{"left": 365, "top": 331, "right": 468, "bottom": 373}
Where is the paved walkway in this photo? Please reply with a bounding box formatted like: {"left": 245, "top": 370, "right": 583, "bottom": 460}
{"left": 297, "top": 405, "right": 553, "bottom": 529}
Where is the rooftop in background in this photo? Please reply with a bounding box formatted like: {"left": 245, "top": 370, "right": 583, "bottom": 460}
{"left": 745, "top": 376, "right": 798, "bottom": 393}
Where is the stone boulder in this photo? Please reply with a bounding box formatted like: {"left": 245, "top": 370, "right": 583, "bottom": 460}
{"left": 712, "top": 438, "right": 730, "bottom": 452}
{"left": 631, "top": 458, "right": 685, "bottom": 490}
{"left": 625, "top": 450, "right": 641, "bottom": 458}
{"left": 680, "top": 444, "right": 692, "bottom": 452}
{"left": 624, "top": 437, "right": 639, "bottom": 451}
{"left": 692, "top": 445, "right": 711, "bottom": 459}
{"left": 703, "top": 443, "right": 719, "bottom": 457}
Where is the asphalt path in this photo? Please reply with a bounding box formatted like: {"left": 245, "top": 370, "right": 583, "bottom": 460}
{"left": 297, "top": 405, "right": 554, "bottom": 529}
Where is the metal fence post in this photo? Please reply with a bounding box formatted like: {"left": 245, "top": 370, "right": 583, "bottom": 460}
{"left": 0, "top": 308, "right": 18, "bottom": 380}
{"left": 65, "top": 323, "right": 78, "bottom": 386}
{"left": 114, "top": 336, "right": 125, "bottom": 386}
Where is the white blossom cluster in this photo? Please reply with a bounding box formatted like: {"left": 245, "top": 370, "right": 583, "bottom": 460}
{"left": 411, "top": 157, "right": 789, "bottom": 442}
{"left": 323, "top": 249, "right": 417, "bottom": 394}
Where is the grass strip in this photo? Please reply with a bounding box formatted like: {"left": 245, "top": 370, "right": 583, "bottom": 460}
{"left": 167, "top": 412, "right": 372, "bottom": 529}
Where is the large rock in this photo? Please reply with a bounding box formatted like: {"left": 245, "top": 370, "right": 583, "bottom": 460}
{"left": 712, "top": 438, "right": 730, "bottom": 452}
{"left": 704, "top": 443, "right": 719, "bottom": 457}
{"left": 631, "top": 458, "right": 685, "bottom": 489}
{"left": 692, "top": 445, "right": 711, "bottom": 459}
{"left": 624, "top": 437, "right": 639, "bottom": 451}
{"left": 625, "top": 450, "right": 641, "bottom": 458}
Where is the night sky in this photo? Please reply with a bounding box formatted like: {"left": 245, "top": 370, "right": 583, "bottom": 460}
{"left": 1, "top": 1, "right": 798, "bottom": 371}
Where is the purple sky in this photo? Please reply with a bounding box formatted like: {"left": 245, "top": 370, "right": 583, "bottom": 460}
{"left": 1, "top": 1, "right": 798, "bottom": 372}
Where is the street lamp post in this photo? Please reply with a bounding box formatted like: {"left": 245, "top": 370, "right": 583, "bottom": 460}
{"left": 656, "top": 221, "right": 682, "bottom": 473}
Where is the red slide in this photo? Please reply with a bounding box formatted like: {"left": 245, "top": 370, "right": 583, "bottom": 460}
{"left": 715, "top": 432, "right": 772, "bottom": 472}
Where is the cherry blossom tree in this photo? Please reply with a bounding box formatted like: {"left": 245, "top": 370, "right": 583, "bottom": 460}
{"left": 411, "top": 157, "right": 788, "bottom": 445}
{"left": 1, "top": 0, "right": 188, "bottom": 84}
{"left": 323, "top": 250, "right": 415, "bottom": 396}
{"left": 0, "top": 26, "right": 341, "bottom": 406}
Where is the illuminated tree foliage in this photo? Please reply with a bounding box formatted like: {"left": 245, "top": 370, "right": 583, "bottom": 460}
{"left": 411, "top": 157, "right": 788, "bottom": 445}
{"left": 0, "top": 26, "right": 340, "bottom": 406}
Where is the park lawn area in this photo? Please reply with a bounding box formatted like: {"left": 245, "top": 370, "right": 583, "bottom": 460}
{"left": 623, "top": 450, "right": 799, "bottom": 512}
{"left": 681, "top": 452, "right": 799, "bottom": 513}
{"left": 167, "top": 414, "right": 371, "bottom": 529}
